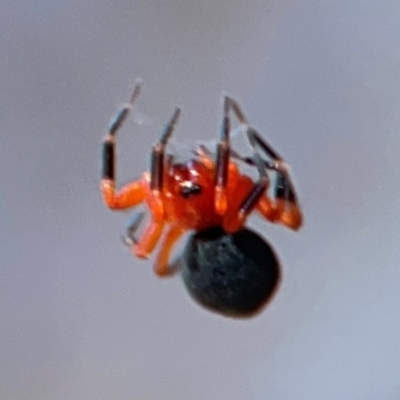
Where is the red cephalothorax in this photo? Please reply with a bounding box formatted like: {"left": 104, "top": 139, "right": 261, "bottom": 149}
{"left": 101, "top": 81, "right": 303, "bottom": 276}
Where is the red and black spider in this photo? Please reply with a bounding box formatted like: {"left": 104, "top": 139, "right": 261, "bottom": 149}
{"left": 101, "top": 81, "right": 303, "bottom": 317}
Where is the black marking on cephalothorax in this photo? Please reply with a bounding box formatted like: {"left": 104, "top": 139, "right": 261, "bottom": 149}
{"left": 180, "top": 182, "right": 203, "bottom": 198}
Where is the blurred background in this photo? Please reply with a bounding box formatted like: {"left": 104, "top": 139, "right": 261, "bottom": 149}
{"left": 1, "top": 1, "right": 400, "bottom": 399}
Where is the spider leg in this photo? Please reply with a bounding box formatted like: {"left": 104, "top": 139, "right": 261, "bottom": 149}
{"left": 229, "top": 148, "right": 278, "bottom": 171}
{"left": 101, "top": 81, "right": 146, "bottom": 209}
{"left": 153, "top": 224, "right": 185, "bottom": 277}
{"left": 214, "top": 96, "right": 276, "bottom": 219}
{"left": 271, "top": 172, "right": 303, "bottom": 230}
{"left": 131, "top": 219, "right": 165, "bottom": 259}
{"left": 225, "top": 96, "right": 249, "bottom": 125}
{"left": 225, "top": 95, "right": 285, "bottom": 165}
{"left": 223, "top": 153, "right": 270, "bottom": 233}
{"left": 193, "top": 144, "right": 214, "bottom": 169}
{"left": 149, "top": 107, "right": 181, "bottom": 220}
{"left": 222, "top": 96, "right": 303, "bottom": 230}
{"left": 246, "top": 128, "right": 303, "bottom": 230}
{"left": 121, "top": 211, "right": 145, "bottom": 246}
{"left": 214, "top": 96, "right": 231, "bottom": 215}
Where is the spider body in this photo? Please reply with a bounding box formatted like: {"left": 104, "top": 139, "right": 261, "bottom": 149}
{"left": 101, "top": 81, "right": 303, "bottom": 281}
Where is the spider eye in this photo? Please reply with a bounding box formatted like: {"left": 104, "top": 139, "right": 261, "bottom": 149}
{"left": 179, "top": 182, "right": 202, "bottom": 198}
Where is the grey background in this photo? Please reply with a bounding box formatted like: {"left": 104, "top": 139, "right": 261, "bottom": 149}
{"left": 2, "top": 1, "right": 400, "bottom": 399}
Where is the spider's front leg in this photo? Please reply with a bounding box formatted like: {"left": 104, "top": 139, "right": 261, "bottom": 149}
{"left": 247, "top": 128, "right": 303, "bottom": 230}
{"left": 129, "top": 107, "right": 181, "bottom": 261}
{"left": 101, "top": 81, "right": 146, "bottom": 210}
{"left": 148, "top": 106, "right": 181, "bottom": 220}
{"left": 224, "top": 97, "right": 303, "bottom": 231}
{"left": 271, "top": 171, "right": 303, "bottom": 230}
{"left": 214, "top": 95, "right": 253, "bottom": 215}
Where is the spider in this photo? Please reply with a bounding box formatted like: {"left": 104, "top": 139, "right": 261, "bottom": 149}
{"left": 100, "top": 81, "right": 303, "bottom": 279}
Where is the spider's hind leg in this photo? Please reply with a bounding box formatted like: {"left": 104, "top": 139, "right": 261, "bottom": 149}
{"left": 121, "top": 212, "right": 145, "bottom": 246}
{"left": 153, "top": 224, "right": 185, "bottom": 277}
{"left": 132, "top": 220, "right": 165, "bottom": 259}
